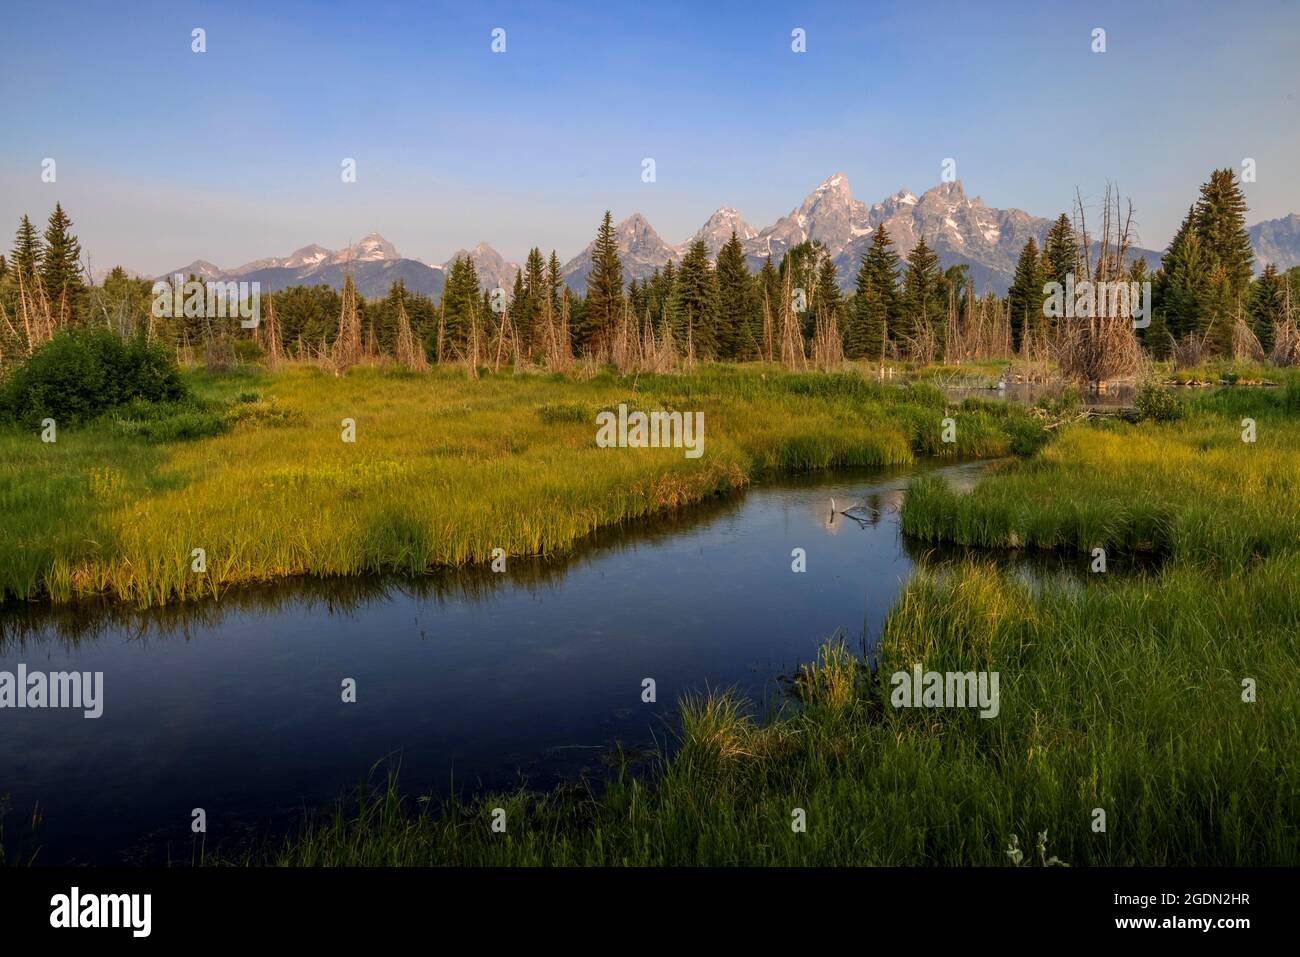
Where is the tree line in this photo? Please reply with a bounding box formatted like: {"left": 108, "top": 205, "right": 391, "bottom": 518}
{"left": 3, "top": 167, "right": 1297, "bottom": 377}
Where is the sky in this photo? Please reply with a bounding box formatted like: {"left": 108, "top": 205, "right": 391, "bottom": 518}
{"left": 2, "top": 0, "right": 1297, "bottom": 274}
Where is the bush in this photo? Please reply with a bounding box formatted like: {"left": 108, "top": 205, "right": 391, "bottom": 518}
{"left": 0, "top": 329, "right": 188, "bottom": 427}
{"left": 1135, "top": 380, "right": 1183, "bottom": 423}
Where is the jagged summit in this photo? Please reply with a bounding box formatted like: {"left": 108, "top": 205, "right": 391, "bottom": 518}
{"left": 161, "top": 172, "right": 1289, "bottom": 298}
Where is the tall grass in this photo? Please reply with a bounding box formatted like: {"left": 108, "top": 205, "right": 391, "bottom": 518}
{"left": 902, "top": 380, "right": 1300, "bottom": 568}
{"left": 1, "top": 363, "right": 1037, "bottom": 606}
{"left": 255, "top": 556, "right": 1297, "bottom": 866}
{"left": 248, "top": 381, "right": 1299, "bottom": 867}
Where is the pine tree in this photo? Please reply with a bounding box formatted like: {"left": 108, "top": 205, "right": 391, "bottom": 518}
{"left": 546, "top": 250, "right": 563, "bottom": 315}
{"left": 863, "top": 226, "right": 900, "bottom": 353}
{"left": 10, "top": 214, "right": 42, "bottom": 282}
{"left": 41, "top": 203, "right": 84, "bottom": 324}
{"left": 520, "top": 247, "right": 545, "bottom": 356}
{"left": 584, "top": 211, "right": 624, "bottom": 354}
{"left": 438, "top": 254, "right": 481, "bottom": 356}
{"left": 1008, "top": 238, "right": 1046, "bottom": 352}
{"left": 669, "top": 240, "right": 721, "bottom": 358}
{"left": 658, "top": 258, "right": 678, "bottom": 338}
{"left": 899, "top": 236, "right": 942, "bottom": 355}
{"left": 509, "top": 270, "right": 527, "bottom": 354}
{"left": 1152, "top": 205, "right": 1197, "bottom": 343}
{"left": 1044, "top": 213, "right": 1077, "bottom": 290}
{"left": 778, "top": 241, "right": 827, "bottom": 340}
{"left": 1164, "top": 233, "right": 1223, "bottom": 345}
{"left": 1248, "top": 263, "right": 1285, "bottom": 352}
{"left": 813, "top": 256, "right": 841, "bottom": 331}
{"left": 847, "top": 248, "right": 886, "bottom": 360}
{"left": 715, "top": 231, "right": 756, "bottom": 359}
{"left": 1193, "top": 168, "right": 1254, "bottom": 303}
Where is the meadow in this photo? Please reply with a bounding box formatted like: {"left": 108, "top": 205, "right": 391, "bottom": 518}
{"left": 4, "top": 360, "right": 1294, "bottom": 866}
{"left": 0, "top": 364, "right": 1037, "bottom": 607}
{"left": 244, "top": 377, "right": 1298, "bottom": 867}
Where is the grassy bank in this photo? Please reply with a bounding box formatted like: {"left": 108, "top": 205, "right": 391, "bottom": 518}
{"left": 254, "top": 556, "right": 1296, "bottom": 866}
{"left": 1, "top": 363, "right": 1039, "bottom": 606}
{"left": 244, "top": 378, "right": 1298, "bottom": 867}
{"left": 902, "top": 379, "right": 1300, "bottom": 567}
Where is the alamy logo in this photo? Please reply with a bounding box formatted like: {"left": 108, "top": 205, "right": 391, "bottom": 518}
{"left": 1042, "top": 274, "right": 1151, "bottom": 329}
{"left": 0, "top": 666, "right": 103, "bottom": 718}
{"left": 50, "top": 887, "right": 151, "bottom": 937}
{"left": 151, "top": 274, "right": 261, "bottom": 328}
{"left": 595, "top": 404, "right": 704, "bottom": 459}
{"left": 890, "top": 663, "right": 1000, "bottom": 718}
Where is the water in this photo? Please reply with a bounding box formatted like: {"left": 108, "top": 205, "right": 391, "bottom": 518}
{"left": 0, "top": 458, "right": 1127, "bottom": 865}
{"left": 944, "top": 381, "right": 1138, "bottom": 408}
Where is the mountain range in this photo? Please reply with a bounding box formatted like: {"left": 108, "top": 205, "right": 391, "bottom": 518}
{"left": 162, "top": 175, "right": 1300, "bottom": 299}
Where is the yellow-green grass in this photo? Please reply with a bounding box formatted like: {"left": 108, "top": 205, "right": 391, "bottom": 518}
{"left": 903, "top": 380, "right": 1300, "bottom": 568}
{"left": 0, "top": 363, "right": 1039, "bottom": 606}
{"left": 242, "top": 380, "right": 1300, "bottom": 866}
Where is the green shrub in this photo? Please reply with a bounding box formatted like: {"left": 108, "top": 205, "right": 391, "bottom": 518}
{"left": 0, "top": 329, "right": 187, "bottom": 426}
{"left": 1135, "top": 380, "right": 1182, "bottom": 422}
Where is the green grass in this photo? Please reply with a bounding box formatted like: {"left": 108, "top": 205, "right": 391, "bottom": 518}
{"left": 0, "top": 363, "right": 1038, "bottom": 607}
{"left": 252, "top": 556, "right": 1297, "bottom": 866}
{"left": 901, "top": 380, "right": 1300, "bottom": 568}
{"left": 242, "top": 375, "right": 1299, "bottom": 867}
{"left": 10, "top": 359, "right": 1294, "bottom": 866}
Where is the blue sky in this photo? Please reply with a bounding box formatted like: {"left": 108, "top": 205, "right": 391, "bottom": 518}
{"left": 2, "top": 0, "right": 1297, "bottom": 273}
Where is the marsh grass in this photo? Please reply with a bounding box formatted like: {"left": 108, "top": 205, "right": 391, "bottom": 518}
{"left": 257, "top": 556, "right": 1297, "bottom": 866}
{"left": 250, "top": 379, "right": 1299, "bottom": 867}
{"left": 1, "top": 363, "right": 1036, "bottom": 606}
{"left": 902, "top": 379, "right": 1300, "bottom": 568}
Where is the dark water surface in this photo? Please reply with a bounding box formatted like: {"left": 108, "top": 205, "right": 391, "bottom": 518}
{"left": 0, "top": 459, "right": 1116, "bottom": 865}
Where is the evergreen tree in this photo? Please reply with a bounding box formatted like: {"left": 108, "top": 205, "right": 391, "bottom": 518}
{"left": 546, "top": 250, "right": 563, "bottom": 315}
{"left": 1164, "top": 234, "right": 1225, "bottom": 346}
{"left": 520, "top": 247, "right": 546, "bottom": 355}
{"left": 778, "top": 240, "right": 827, "bottom": 339}
{"left": 863, "top": 225, "right": 900, "bottom": 345}
{"left": 1008, "top": 238, "right": 1047, "bottom": 351}
{"left": 813, "top": 255, "right": 841, "bottom": 330}
{"left": 1044, "top": 213, "right": 1077, "bottom": 290}
{"left": 10, "top": 214, "right": 42, "bottom": 287}
{"left": 627, "top": 277, "right": 647, "bottom": 324}
{"left": 941, "top": 264, "right": 971, "bottom": 312}
{"left": 584, "top": 211, "right": 624, "bottom": 353}
{"left": 40, "top": 203, "right": 84, "bottom": 322}
{"left": 509, "top": 269, "right": 527, "bottom": 352}
{"left": 899, "top": 236, "right": 942, "bottom": 353}
{"left": 1152, "top": 205, "right": 1198, "bottom": 342}
{"left": 1248, "top": 263, "right": 1285, "bottom": 352}
{"left": 847, "top": 247, "right": 886, "bottom": 359}
{"left": 715, "top": 231, "right": 756, "bottom": 359}
{"left": 658, "top": 258, "right": 678, "bottom": 336}
{"left": 437, "top": 254, "right": 481, "bottom": 355}
{"left": 669, "top": 240, "right": 720, "bottom": 357}
{"left": 1193, "top": 168, "right": 1254, "bottom": 303}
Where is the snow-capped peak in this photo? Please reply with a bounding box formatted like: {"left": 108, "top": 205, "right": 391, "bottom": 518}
{"left": 335, "top": 232, "right": 400, "bottom": 264}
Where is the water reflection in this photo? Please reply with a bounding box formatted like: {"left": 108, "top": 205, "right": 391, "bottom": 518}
{"left": 0, "top": 458, "right": 1155, "bottom": 865}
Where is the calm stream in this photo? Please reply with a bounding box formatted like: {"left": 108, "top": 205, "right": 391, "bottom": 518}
{"left": 1, "top": 459, "right": 1124, "bottom": 865}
